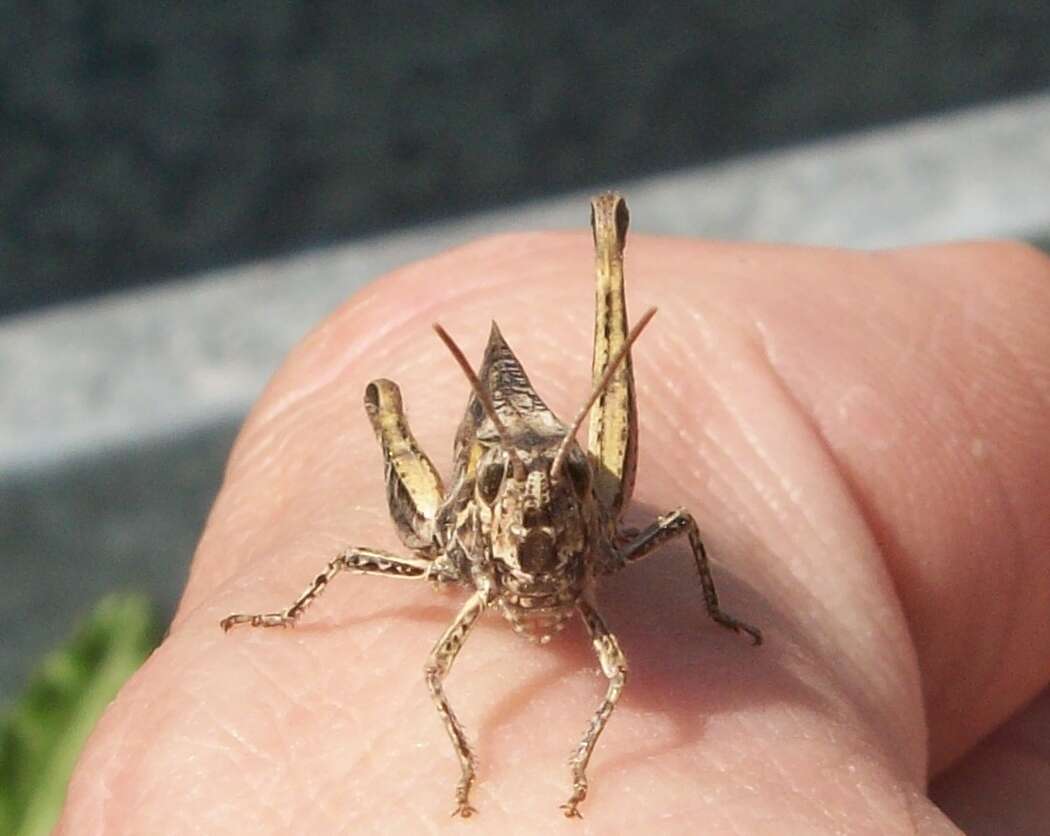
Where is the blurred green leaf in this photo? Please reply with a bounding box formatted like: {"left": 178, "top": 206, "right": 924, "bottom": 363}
{"left": 0, "top": 593, "right": 160, "bottom": 836}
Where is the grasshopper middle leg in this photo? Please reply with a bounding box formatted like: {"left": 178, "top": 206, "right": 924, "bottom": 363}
{"left": 220, "top": 547, "right": 435, "bottom": 631}
{"left": 617, "top": 508, "right": 762, "bottom": 646}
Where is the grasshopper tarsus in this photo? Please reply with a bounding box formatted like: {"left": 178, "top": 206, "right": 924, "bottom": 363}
{"left": 451, "top": 802, "right": 477, "bottom": 819}
{"left": 221, "top": 192, "right": 761, "bottom": 816}
{"left": 561, "top": 802, "right": 584, "bottom": 819}
{"left": 712, "top": 614, "right": 763, "bottom": 646}
{"left": 218, "top": 615, "right": 238, "bottom": 633}
{"left": 561, "top": 778, "right": 589, "bottom": 819}
{"left": 220, "top": 612, "right": 294, "bottom": 632}
{"left": 451, "top": 770, "right": 477, "bottom": 818}
{"left": 733, "top": 620, "right": 764, "bottom": 646}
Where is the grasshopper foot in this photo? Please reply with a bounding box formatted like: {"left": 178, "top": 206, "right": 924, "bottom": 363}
{"left": 560, "top": 801, "right": 584, "bottom": 819}
{"left": 560, "top": 803, "right": 584, "bottom": 819}
{"left": 451, "top": 803, "right": 477, "bottom": 819}
{"left": 561, "top": 781, "right": 587, "bottom": 819}
{"left": 220, "top": 612, "right": 295, "bottom": 632}
{"left": 450, "top": 779, "right": 477, "bottom": 818}
{"left": 712, "top": 613, "right": 763, "bottom": 646}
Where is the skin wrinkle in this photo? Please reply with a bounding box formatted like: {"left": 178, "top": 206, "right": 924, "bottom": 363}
{"left": 902, "top": 255, "right": 1041, "bottom": 751}
{"left": 110, "top": 678, "right": 214, "bottom": 829}
{"left": 244, "top": 645, "right": 393, "bottom": 828}
{"left": 688, "top": 323, "right": 928, "bottom": 785}
{"left": 669, "top": 394, "right": 782, "bottom": 553}
{"left": 748, "top": 321, "right": 927, "bottom": 776}
{"left": 236, "top": 637, "right": 309, "bottom": 712}
{"left": 189, "top": 663, "right": 292, "bottom": 774}
{"left": 642, "top": 386, "right": 715, "bottom": 492}
{"left": 837, "top": 750, "right": 910, "bottom": 834}
{"left": 195, "top": 683, "right": 279, "bottom": 770}
{"left": 684, "top": 380, "right": 794, "bottom": 542}
{"left": 810, "top": 249, "right": 1041, "bottom": 768}
{"left": 715, "top": 372, "right": 812, "bottom": 537}
{"left": 636, "top": 331, "right": 923, "bottom": 789}
{"left": 752, "top": 714, "right": 912, "bottom": 835}
{"left": 183, "top": 471, "right": 332, "bottom": 618}
{"left": 751, "top": 268, "right": 932, "bottom": 709}
{"left": 697, "top": 331, "right": 830, "bottom": 541}
{"left": 918, "top": 312, "right": 1028, "bottom": 762}
{"left": 663, "top": 414, "right": 761, "bottom": 538}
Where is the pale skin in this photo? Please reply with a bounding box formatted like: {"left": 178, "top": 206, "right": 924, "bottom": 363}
{"left": 59, "top": 233, "right": 1050, "bottom": 834}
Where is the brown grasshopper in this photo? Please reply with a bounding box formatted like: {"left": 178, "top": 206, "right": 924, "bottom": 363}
{"left": 221, "top": 192, "right": 761, "bottom": 818}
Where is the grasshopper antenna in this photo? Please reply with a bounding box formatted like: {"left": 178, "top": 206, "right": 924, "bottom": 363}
{"left": 550, "top": 306, "right": 657, "bottom": 480}
{"left": 433, "top": 323, "right": 527, "bottom": 479}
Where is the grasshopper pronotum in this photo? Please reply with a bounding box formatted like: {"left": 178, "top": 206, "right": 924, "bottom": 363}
{"left": 222, "top": 193, "right": 761, "bottom": 818}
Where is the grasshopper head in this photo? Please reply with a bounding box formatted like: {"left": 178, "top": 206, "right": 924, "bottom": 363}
{"left": 475, "top": 441, "right": 592, "bottom": 578}
{"left": 433, "top": 308, "right": 656, "bottom": 582}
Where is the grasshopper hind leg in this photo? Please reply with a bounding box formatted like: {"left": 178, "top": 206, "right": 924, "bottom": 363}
{"left": 364, "top": 379, "right": 445, "bottom": 552}
{"left": 587, "top": 193, "right": 639, "bottom": 526}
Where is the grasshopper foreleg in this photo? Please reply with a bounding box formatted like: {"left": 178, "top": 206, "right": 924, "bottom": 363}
{"left": 424, "top": 587, "right": 491, "bottom": 818}
{"left": 563, "top": 598, "right": 627, "bottom": 818}
{"left": 220, "top": 547, "right": 441, "bottom": 631}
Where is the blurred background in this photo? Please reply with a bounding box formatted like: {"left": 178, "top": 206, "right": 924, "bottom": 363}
{"left": 3, "top": 3, "right": 1050, "bottom": 830}
{"left": 6, "top": 2, "right": 1050, "bottom": 315}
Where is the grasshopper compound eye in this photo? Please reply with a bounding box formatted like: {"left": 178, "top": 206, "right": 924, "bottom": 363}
{"left": 477, "top": 460, "right": 505, "bottom": 504}
{"left": 564, "top": 455, "right": 591, "bottom": 498}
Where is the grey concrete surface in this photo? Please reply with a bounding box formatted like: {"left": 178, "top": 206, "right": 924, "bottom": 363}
{"left": 8, "top": 2, "right": 1050, "bottom": 316}
{"left": 3, "top": 93, "right": 1050, "bottom": 701}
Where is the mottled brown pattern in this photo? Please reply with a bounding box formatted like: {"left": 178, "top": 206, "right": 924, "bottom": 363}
{"left": 221, "top": 194, "right": 761, "bottom": 818}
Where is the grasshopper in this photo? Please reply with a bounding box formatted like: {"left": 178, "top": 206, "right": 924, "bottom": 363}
{"left": 221, "top": 193, "right": 761, "bottom": 818}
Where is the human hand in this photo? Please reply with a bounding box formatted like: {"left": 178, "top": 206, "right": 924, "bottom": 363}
{"left": 59, "top": 233, "right": 1050, "bottom": 834}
